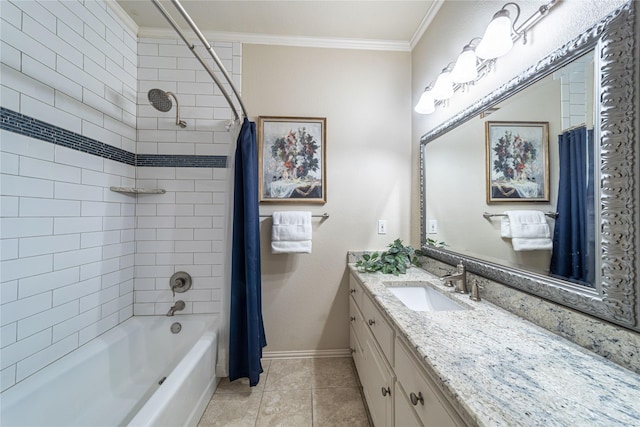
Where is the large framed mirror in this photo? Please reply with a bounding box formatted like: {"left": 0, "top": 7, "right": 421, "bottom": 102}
{"left": 419, "top": 1, "right": 638, "bottom": 331}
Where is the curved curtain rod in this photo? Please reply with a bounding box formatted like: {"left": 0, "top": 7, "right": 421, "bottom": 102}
{"left": 150, "top": 0, "right": 247, "bottom": 121}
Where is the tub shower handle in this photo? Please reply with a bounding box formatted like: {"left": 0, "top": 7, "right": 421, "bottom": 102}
{"left": 381, "top": 386, "right": 391, "bottom": 397}
{"left": 410, "top": 391, "right": 424, "bottom": 406}
{"left": 173, "top": 278, "right": 184, "bottom": 296}
{"left": 170, "top": 271, "right": 192, "bottom": 297}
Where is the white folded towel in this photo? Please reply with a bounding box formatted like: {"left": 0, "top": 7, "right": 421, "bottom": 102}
{"left": 501, "top": 217, "right": 513, "bottom": 238}
{"left": 271, "top": 211, "right": 312, "bottom": 254}
{"left": 503, "top": 210, "right": 552, "bottom": 251}
{"left": 511, "top": 238, "right": 553, "bottom": 251}
{"left": 271, "top": 241, "right": 312, "bottom": 254}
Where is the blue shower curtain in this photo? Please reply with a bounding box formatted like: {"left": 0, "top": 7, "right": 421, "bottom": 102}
{"left": 550, "top": 126, "right": 595, "bottom": 286}
{"left": 229, "top": 118, "right": 266, "bottom": 386}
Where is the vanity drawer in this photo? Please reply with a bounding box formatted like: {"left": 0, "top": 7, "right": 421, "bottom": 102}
{"left": 395, "top": 338, "right": 465, "bottom": 427}
{"left": 362, "top": 292, "right": 394, "bottom": 365}
{"left": 349, "top": 274, "right": 365, "bottom": 310}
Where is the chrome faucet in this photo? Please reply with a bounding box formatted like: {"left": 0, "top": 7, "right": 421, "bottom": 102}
{"left": 469, "top": 279, "right": 482, "bottom": 301}
{"left": 167, "top": 300, "right": 185, "bottom": 316}
{"left": 440, "top": 262, "right": 467, "bottom": 294}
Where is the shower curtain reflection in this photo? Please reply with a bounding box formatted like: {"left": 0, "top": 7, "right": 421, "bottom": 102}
{"left": 550, "top": 126, "right": 595, "bottom": 286}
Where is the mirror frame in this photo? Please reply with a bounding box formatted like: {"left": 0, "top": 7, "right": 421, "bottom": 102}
{"left": 419, "top": 1, "right": 638, "bottom": 331}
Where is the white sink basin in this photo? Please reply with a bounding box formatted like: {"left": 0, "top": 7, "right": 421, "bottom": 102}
{"left": 386, "top": 285, "right": 467, "bottom": 312}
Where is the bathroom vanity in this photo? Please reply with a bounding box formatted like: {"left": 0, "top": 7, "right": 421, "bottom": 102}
{"left": 348, "top": 264, "right": 640, "bottom": 426}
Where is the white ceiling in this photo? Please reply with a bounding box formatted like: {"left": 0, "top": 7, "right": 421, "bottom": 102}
{"left": 115, "top": 0, "right": 442, "bottom": 50}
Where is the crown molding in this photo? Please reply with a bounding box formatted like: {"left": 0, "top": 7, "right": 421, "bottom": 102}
{"left": 410, "top": 0, "right": 445, "bottom": 50}
{"left": 138, "top": 27, "right": 411, "bottom": 52}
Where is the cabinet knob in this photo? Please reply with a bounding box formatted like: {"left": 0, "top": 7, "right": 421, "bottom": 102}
{"left": 410, "top": 391, "right": 424, "bottom": 406}
{"left": 350, "top": 316, "right": 356, "bottom": 322}
{"left": 381, "top": 386, "right": 391, "bottom": 397}
{"left": 368, "top": 319, "right": 375, "bottom": 326}
{"left": 350, "top": 348, "right": 356, "bottom": 354}
{"left": 350, "top": 289, "right": 356, "bottom": 294}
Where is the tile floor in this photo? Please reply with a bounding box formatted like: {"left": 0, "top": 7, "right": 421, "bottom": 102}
{"left": 198, "top": 357, "right": 371, "bottom": 427}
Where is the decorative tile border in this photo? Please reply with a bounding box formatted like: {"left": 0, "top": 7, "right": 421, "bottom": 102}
{"left": 0, "top": 108, "right": 227, "bottom": 168}
{"left": 136, "top": 154, "right": 227, "bottom": 168}
{"left": 1, "top": 107, "right": 135, "bottom": 165}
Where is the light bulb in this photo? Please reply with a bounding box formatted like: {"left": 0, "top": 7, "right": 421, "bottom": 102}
{"left": 431, "top": 69, "right": 453, "bottom": 100}
{"left": 475, "top": 10, "right": 514, "bottom": 59}
{"left": 450, "top": 45, "right": 478, "bottom": 83}
{"left": 414, "top": 90, "right": 435, "bottom": 114}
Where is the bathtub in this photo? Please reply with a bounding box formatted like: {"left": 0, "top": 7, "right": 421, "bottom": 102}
{"left": 1, "top": 315, "right": 219, "bottom": 427}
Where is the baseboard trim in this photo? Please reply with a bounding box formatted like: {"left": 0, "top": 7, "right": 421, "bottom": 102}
{"left": 262, "top": 349, "right": 351, "bottom": 359}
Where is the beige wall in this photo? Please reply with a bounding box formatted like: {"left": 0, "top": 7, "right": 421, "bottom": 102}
{"left": 410, "top": 0, "right": 627, "bottom": 245}
{"left": 243, "top": 45, "right": 411, "bottom": 353}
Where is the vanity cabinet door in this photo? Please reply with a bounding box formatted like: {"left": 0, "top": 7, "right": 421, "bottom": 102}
{"left": 361, "top": 291, "right": 395, "bottom": 365}
{"left": 362, "top": 326, "right": 394, "bottom": 427}
{"left": 349, "top": 293, "right": 363, "bottom": 342}
{"left": 395, "top": 338, "right": 466, "bottom": 427}
{"left": 394, "top": 382, "right": 422, "bottom": 427}
{"left": 349, "top": 298, "right": 364, "bottom": 375}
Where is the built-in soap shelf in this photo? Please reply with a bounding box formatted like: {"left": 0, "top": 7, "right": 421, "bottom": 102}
{"left": 109, "top": 186, "right": 166, "bottom": 195}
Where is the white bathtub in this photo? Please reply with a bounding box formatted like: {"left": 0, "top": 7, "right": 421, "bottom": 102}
{"left": 0, "top": 315, "right": 219, "bottom": 427}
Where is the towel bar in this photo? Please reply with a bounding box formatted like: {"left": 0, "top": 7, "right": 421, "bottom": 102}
{"left": 259, "top": 213, "right": 329, "bottom": 219}
{"left": 483, "top": 212, "right": 558, "bottom": 220}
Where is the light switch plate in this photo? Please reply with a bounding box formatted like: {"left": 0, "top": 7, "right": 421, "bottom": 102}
{"left": 378, "top": 220, "right": 387, "bottom": 234}
{"left": 428, "top": 220, "right": 438, "bottom": 234}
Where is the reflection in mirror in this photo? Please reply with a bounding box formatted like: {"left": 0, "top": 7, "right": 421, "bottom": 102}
{"left": 423, "top": 51, "right": 597, "bottom": 286}
{"left": 419, "top": 1, "right": 638, "bottom": 332}
{"left": 549, "top": 52, "right": 597, "bottom": 287}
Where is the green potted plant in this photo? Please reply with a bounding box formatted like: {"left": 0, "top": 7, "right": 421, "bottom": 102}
{"left": 424, "top": 237, "right": 447, "bottom": 248}
{"left": 355, "top": 239, "right": 422, "bottom": 276}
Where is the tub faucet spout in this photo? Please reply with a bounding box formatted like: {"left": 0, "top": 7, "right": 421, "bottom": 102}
{"left": 167, "top": 300, "right": 185, "bottom": 316}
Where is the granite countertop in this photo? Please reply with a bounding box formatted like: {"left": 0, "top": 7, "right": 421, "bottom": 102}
{"left": 348, "top": 264, "right": 640, "bottom": 427}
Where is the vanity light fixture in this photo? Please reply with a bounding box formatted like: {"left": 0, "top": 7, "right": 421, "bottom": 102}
{"left": 431, "top": 66, "right": 455, "bottom": 100}
{"left": 414, "top": 86, "right": 436, "bottom": 114}
{"left": 450, "top": 41, "right": 480, "bottom": 84}
{"left": 475, "top": 3, "right": 522, "bottom": 59}
{"left": 414, "top": 0, "right": 557, "bottom": 115}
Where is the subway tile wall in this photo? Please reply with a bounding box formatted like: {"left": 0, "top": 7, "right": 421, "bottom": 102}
{"left": 0, "top": 0, "right": 240, "bottom": 391}
{"left": 132, "top": 166, "right": 231, "bottom": 316}
{"left": 133, "top": 37, "right": 240, "bottom": 316}
{"left": 0, "top": 0, "right": 138, "bottom": 151}
{"left": 137, "top": 37, "right": 242, "bottom": 155}
{"left": 0, "top": 0, "right": 137, "bottom": 392}
{"left": 555, "top": 53, "right": 590, "bottom": 130}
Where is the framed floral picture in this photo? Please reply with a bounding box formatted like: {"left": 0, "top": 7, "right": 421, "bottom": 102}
{"left": 485, "top": 121, "right": 549, "bottom": 204}
{"left": 258, "top": 116, "right": 327, "bottom": 204}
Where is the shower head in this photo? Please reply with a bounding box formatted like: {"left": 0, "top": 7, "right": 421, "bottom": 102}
{"left": 148, "top": 88, "right": 173, "bottom": 112}
{"left": 147, "top": 89, "right": 187, "bottom": 128}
